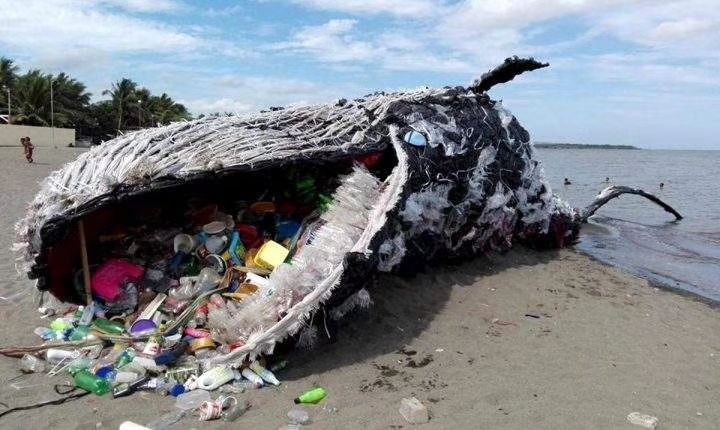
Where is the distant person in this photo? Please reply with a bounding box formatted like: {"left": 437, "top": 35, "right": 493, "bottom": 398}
{"left": 564, "top": 177, "right": 572, "bottom": 185}
{"left": 605, "top": 177, "right": 610, "bottom": 183}
{"left": 659, "top": 182, "right": 664, "bottom": 189}
{"left": 21, "top": 137, "right": 34, "bottom": 163}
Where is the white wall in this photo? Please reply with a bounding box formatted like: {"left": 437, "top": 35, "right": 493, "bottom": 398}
{"left": 0, "top": 124, "right": 75, "bottom": 147}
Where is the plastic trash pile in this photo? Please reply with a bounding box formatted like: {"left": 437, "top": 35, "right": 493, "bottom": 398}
{"left": 13, "top": 175, "right": 337, "bottom": 422}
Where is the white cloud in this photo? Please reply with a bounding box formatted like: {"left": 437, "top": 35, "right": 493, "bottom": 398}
{"left": 288, "top": 0, "right": 442, "bottom": 18}
{"left": 0, "top": 0, "right": 201, "bottom": 60}
{"left": 180, "top": 97, "right": 254, "bottom": 115}
{"left": 204, "top": 4, "right": 244, "bottom": 17}
{"left": 274, "top": 19, "right": 376, "bottom": 62}
{"left": 592, "top": 0, "right": 720, "bottom": 55}
{"left": 100, "top": 0, "right": 183, "bottom": 13}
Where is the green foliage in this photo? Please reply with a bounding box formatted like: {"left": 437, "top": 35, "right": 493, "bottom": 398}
{"left": 2, "top": 56, "right": 192, "bottom": 142}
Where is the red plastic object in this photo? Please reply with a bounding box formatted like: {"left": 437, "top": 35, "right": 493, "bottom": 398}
{"left": 90, "top": 259, "right": 144, "bottom": 301}
{"left": 236, "top": 224, "right": 259, "bottom": 248}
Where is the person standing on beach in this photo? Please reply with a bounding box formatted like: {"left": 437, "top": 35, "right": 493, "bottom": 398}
{"left": 21, "top": 136, "right": 34, "bottom": 163}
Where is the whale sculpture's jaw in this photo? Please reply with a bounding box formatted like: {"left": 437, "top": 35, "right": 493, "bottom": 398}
{"left": 208, "top": 139, "right": 409, "bottom": 362}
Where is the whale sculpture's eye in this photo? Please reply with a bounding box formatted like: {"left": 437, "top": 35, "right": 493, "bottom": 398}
{"left": 403, "top": 130, "right": 427, "bottom": 147}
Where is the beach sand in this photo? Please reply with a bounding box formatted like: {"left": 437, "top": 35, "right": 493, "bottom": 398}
{"left": 0, "top": 147, "right": 718, "bottom": 429}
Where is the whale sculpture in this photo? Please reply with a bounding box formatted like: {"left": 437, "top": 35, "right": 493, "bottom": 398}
{"left": 14, "top": 57, "right": 681, "bottom": 363}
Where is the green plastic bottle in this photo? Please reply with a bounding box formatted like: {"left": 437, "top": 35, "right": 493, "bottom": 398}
{"left": 116, "top": 348, "right": 135, "bottom": 368}
{"left": 92, "top": 318, "right": 125, "bottom": 335}
{"left": 69, "top": 325, "right": 89, "bottom": 341}
{"left": 294, "top": 387, "right": 327, "bottom": 404}
{"left": 74, "top": 369, "right": 111, "bottom": 395}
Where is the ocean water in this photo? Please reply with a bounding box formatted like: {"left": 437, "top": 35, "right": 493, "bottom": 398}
{"left": 537, "top": 148, "right": 720, "bottom": 302}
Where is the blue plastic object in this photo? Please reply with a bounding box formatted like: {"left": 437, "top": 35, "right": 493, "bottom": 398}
{"left": 169, "top": 383, "right": 185, "bottom": 397}
{"left": 276, "top": 220, "right": 301, "bottom": 242}
{"left": 227, "top": 231, "right": 243, "bottom": 266}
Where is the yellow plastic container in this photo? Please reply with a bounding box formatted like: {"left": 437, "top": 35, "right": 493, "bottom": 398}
{"left": 254, "top": 241, "right": 289, "bottom": 270}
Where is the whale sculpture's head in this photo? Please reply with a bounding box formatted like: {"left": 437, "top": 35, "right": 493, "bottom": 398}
{"left": 13, "top": 58, "right": 589, "bottom": 364}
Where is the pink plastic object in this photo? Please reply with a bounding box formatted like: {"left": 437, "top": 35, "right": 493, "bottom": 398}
{"left": 91, "top": 259, "right": 145, "bottom": 301}
{"left": 184, "top": 327, "right": 211, "bottom": 338}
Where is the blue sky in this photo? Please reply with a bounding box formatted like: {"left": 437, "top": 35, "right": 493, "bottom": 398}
{"left": 1, "top": 0, "right": 718, "bottom": 149}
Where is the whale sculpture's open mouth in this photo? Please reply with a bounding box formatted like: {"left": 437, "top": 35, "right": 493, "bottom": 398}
{"left": 23, "top": 133, "right": 406, "bottom": 363}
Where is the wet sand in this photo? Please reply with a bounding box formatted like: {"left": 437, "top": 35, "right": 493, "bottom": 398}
{"left": 0, "top": 147, "right": 718, "bottom": 429}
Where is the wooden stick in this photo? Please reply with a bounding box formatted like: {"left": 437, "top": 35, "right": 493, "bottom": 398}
{"left": 78, "top": 219, "right": 93, "bottom": 305}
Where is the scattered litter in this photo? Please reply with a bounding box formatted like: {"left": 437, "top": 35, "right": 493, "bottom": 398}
{"left": 0, "top": 183, "right": 344, "bottom": 420}
{"left": 399, "top": 397, "right": 429, "bottom": 424}
{"left": 294, "top": 387, "right": 327, "bottom": 404}
{"left": 627, "top": 412, "right": 659, "bottom": 429}
{"left": 288, "top": 407, "right": 311, "bottom": 425}
{"left": 175, "top": 389, "right": 211, "bottom": 410}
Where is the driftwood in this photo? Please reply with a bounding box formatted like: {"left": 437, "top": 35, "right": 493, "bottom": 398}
{"left": 581, "top": 186, "right": 682, "bottom": 222}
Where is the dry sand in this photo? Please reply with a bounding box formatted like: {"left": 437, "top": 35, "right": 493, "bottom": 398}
{"left": 0, "top": 147, "right": 718, "bottom": 429}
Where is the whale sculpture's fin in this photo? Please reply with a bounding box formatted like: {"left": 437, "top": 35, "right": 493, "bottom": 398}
{"left": 471, "top": 56, "right": 549, "bottom": 94}
{"left": 581, "top": 185, "right": 683, "bottom": 222}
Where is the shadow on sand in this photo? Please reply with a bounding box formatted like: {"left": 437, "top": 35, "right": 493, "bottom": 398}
{"left": 282, "top": 247, "right": 560, "bottom": 380}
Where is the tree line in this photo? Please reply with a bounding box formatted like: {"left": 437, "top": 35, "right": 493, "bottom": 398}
{"left": 0, "top": 57, "right": 190, "bottom": 143}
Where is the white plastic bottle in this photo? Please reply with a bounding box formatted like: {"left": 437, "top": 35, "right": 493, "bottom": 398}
{"left": 241, "top": 367, "right": 264, "bottom": 388}
{"left": 196, "top": 364, "right": 235, "bottom": 390}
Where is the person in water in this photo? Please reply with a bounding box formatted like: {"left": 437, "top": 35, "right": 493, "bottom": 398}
{"left": 660, "top": 182, "right": 664, "bottom": 189}
{"left": 564, "top": 177, "right": 572, "bottom": 185}
{"left": 605, "top": 177, "right": 610, "bottom": 183}
{"left": 21, "top": 136, "right": 34, "bottom": 163}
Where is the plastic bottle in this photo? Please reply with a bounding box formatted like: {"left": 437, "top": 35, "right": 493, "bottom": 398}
{"left": 287, "top": 408, "right": 310, "bottom": 425}
{"left": 196, "top": 365, "right": 235, "bottom": 391}
{"left": 69, "top": 325, "right": 90, "bottom": 341}
{"left": 112, "top": 376, "right": 150, "bottom": 398}
{"left": 45, "top": 348, "right": 78, "bottom": 364}
{"left": 241, "top": 367, "right": 264, "bottom": 388}
{"left": 78, "top": 302, "right": 96, "bottom": 326}
{"left": 249, "top": 361, "right": 281, "bottom": 385}
{"left": 74, "top": 369, "right": 111, "bottom": 395}
{"left": 132, "top": 356, "right": 166, "bottom": 373}
{"left": 223, "top": 400, "right": 251, "bottom": 422}
{"left": 115, "top": 370, "right": 140, "bottom": 383}
{"left": 92, "top": 318, "right": 125, "bottom": 335}
{"left": 175, "top": 389, "right": 211, "bottom": 410}
{"left": 20, "top": 354, "right": 45, "bottom": 373}
{"left": 116, "top": 348, "right": 135, "bottom": 368}
{"left": 294, "top": 387, "right": 327, "bottom": 404}
{"left": 34, "top": 327, "right": 55, "bottom": 340}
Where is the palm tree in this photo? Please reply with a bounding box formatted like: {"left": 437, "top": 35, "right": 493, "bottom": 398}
{"left": 1, "top": 57, "right": 18, "bottom": 118}
{"left": 11, "top": 70, "right": 91, "bottom": 128}
{"left": 12, "top": 70, "right": 52, "bottom": 126}
{"left": 147, "top": 93, "right": 190, "bottom": 125}
{"left": 49, "top": 72, "right": 91, "bottom": 127}
{"left": 102, "top": 78, "right": 138, "bottom": 134}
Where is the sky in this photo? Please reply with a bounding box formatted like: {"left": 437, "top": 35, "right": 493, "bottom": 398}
{"left": 1, "top": 0, "right": 718, "bottom": 149}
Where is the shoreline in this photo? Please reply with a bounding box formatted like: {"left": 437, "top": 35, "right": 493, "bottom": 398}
{"left": 574, "top": 247, "right": 720, "bottom": 310}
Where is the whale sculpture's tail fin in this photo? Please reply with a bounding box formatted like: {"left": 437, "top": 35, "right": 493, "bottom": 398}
{"left": 471, "top": 56, "right": 549, "bottom": 93}
{"left": 580, "top": 185, "right": 683, "bottom": 223}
